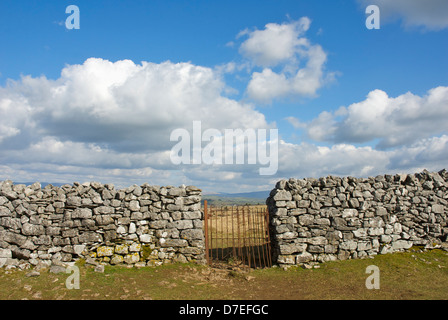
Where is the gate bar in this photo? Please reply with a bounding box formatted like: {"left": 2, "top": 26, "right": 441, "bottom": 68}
{"left": 204, "top": 200, "right": 209, "bottom": 265}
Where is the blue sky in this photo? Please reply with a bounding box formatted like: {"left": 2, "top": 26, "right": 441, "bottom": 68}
{"left": 0, "top": 0, "right": 447, "bottom": 193}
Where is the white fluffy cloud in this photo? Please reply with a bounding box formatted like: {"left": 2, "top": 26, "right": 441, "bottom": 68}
{"left": 301, "top": 86, "right": 448, "bottom": 149}
{"left": 0, "top": 58, "right": 274, "bottom": 189}
{"left": 277, "top": 134, "right": 448, "bottom": 180}
{"left": 238, "top": 18, "right": 335, "bottom": 103}
{"left": 239, "top": 17, "right": 311, "bottom": 67}
{"left": 1, "top": 59, "right": 447, "bottom": 192}
{"left": 0, "top": 58, "right": 269, "bottom": 150}
{"left": 358, "top": 0, "right": 448, "bottom": 30}
{"left": 0, "top": 27, "right": 447, "bottom": 192}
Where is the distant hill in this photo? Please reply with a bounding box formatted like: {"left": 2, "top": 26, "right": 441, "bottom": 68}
{"left": 202, "top": 190, "right": 270, "bottom": 206}
{"left": 213, "top": 190, "right": 270, "bottom": 199}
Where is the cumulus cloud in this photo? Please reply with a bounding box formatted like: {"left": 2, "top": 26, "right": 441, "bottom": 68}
{"left": 277, "top": 134, "right": 448, "bottom": 180}
{"left": 0, "top": 58, "right": 269, "bottom": 149}
{"left": 301, "top": 86, "right": 448, "bottom": 149}
{"left": 237, "top": 18, "right": 335, "bottom": 103}
{"left": 0, "top": 47, "right": 446, "bottom": 192}
{"left": 238, "top": 17, "right": 311, "bottom": 67}
{"left": 0, "top": 58, "right": 273, "bottom": 189}
{"left": 358, "top": 0, "right": 448, "bottom": 30}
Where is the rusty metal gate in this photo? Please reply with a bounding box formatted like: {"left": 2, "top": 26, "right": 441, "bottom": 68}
{"left": 203, "top": 200, "right": 272, "bottom": 268}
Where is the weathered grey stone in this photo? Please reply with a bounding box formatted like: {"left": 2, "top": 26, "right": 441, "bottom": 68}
{"left": 168, "top": 187, "right": 184, "bottom": 197}
{"left": 149, "top": 220, "right": 168, "bottom": 229}
{"left": 0, "top": 206, "right": 11, "bottom": 217}
{"left": 124, "top": 252, "right": 140, "bottom": 264}
{"left": 116, "top": 225, "right": 126, "bottom": 234}
{"left": 173, "top": 220, "right": 193, "bottom": 230}
{"left": 129, "top": 200, "right": 140, "bottom": 211}
{"left": 340, "top": 240, "right": 357, "bottom": 251}
{"left": 94, "top": 206, "right": 114, "bottom": 215}
{"left": 368, "top": 227, "right": 384, "bottom": 236}
{"left": 296, "top": 252, "right": 313, "bottom": 263}
{"left": 324, "top": 244, "right": 338, "bottom": 254}
{"left": 114, "top": 244, "right": 129, "bottom": 255}
{"left": 62, "top": 229, "right": 78, "bottom": 238}
{"left": 22, "top": 223, "right": 45, "bottom": 236}
{"left": 273, "top": 190, "right": 292, "bottom": 201}
{"left": 432, "top": 204, "right": 444, "bottom": 214}
{"left": 277, "top": 255, "right": 295, "bottom": 264}
{"left": 376, "top": 207, "right": 388, "bottom": 216}
{"left": 139, "top": 234, "right": 152, "bottom": 243}
{"left": 94, "top": 265, "right": 105, "bottom": 272}
{"left": 297, "top": 200, "right": 311, "bottom": 208}
{"left": 0, "top": 248, "right": 12, "bottom": 259}
{"left": 160, "top": 239, "right": 188, "bottom": 247}
{"left": 308, "top": 245, "right": 324, "bottom": 253}
{"left": 332, "top": 217, "right": 347, "bottom": 229}
{"left": 66, "top": 196, "right": 81, "bottom": 207}
{"left": 278, "top": 231, "right": 297, "bottom": 239}
{"left": 0, "top": 248, "right": 12, "bottom": 267}
{"left": 129, "top": 242, "right": 142, "bottom": 252}
{"left": 166, "top": 204, "right": 183, "bottom": 211}
{"left": 279, "top": 243, "right": 307, "bottom": 255}
{"left": 101, "top": 189, "right": 114, "bottom": 200}
{"left": 391, "top": 240, "right": 413, "bottom": 250}
{"left": 72, "top": 208, "right": 92, "bottom": 219}
{"left": 307, "top": 236, "right": 327, "bottom": 245}
{"left": 78, "top": 231, "right": 102, "bottom": 244}
{"left": 95, "top": 215, "right": 114, "bottom": 225}
{"left": 26, "top": 270, "right": 40, "bottom": 277}
{"left": 298, "top": 214, "right": 314, "bottom": 226}
{"left": 182, "top": 211, "right": 202, "bottom": 220}
{"left": 110, "top": 254, "right": 124, "bottom": 265}
{"left": 50, "top": 265, "right": 67, "bottom": 274}
{"left": 0, "top": 196, "right": 8, "bottom": 206}
{"left": 315, "top": 218, "right": 330, "bottom": 226}
{"left": 180, "top": 229, "right": 203, "bottom": 240}
{"left": 342, "top": 209, "right": 358, "bottom": 218}
{"left": 325, "top": 230, "right": 342, "bottom": 243}
{"left": 97, "top": 246, "right": 114, "bottom": 257}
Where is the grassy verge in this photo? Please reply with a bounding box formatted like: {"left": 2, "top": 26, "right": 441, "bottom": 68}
{"left": 1, "top": 248, "right": 447, "bottom": 300}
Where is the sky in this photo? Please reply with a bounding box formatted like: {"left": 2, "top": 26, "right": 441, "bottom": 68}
{"left": 0, "top": 0, "right": 447, "bottom": 193}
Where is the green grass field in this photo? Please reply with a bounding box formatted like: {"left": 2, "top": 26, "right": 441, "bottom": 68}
{"left": 1, "top": 248, "right": 447, "bottom": 300}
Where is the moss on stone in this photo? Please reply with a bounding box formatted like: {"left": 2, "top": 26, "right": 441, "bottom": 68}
{"left": 141, "top": 245, "right": 153, "bottom": 261}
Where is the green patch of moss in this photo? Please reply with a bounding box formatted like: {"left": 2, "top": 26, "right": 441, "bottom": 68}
{"left": 141, "top": 245, "right": 153, "bottom": 261}
{"left": 409, "top": 245, "right": 425, "bottom": 252}
{"left": 75, "top": 258, "right": 86, "bottom": 267}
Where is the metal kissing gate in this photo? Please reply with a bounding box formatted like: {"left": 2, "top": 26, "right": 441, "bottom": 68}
{"left": 203, "top": 201, "right": 272, "bottom": 268}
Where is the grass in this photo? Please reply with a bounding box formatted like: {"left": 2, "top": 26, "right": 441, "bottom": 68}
{"left": 1, "top": 248, "right": 447, "bottom": 300}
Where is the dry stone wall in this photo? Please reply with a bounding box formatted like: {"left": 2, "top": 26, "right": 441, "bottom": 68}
{"left": 2, "top": 169, "right": 447, "bottom": 271}
{"left": 0, "top": 180, "right": 204, "bottom": 269}
{"left": 267, "top": 169, "right": 448, "bottom": 267}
